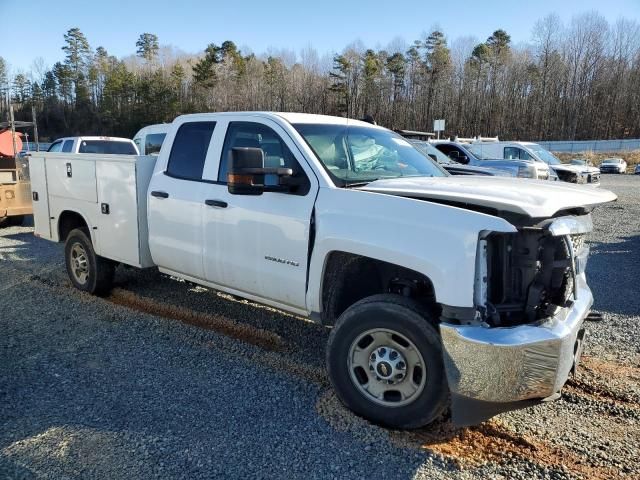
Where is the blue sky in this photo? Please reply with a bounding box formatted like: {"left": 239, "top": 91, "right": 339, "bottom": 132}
{"left": 1, "top": 0, "right": 639, "bottom": 72}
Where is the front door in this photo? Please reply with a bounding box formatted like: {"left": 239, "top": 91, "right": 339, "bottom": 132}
{"left": 147, "top": 121, "right": 217, "bottom": 279}
{"left": 202, "top": 119, "right": 318, "bottom": 310}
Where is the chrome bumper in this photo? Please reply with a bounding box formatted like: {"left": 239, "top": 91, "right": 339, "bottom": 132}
{"left": 440, "top": 274, "right": 592, "bottom": 425}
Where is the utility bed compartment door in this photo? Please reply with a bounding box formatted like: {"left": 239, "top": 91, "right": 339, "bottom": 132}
{"left": 29, "top": 156, "right": 52, "bottom": 239}
{"left": 94, "top": 156, "right": 156, "bottom": 268}
{"left": 96, "top": 160, "right": 138, "bottom": 265}
{"left": 47, "top": 156, "right": 97, "bottom": 203}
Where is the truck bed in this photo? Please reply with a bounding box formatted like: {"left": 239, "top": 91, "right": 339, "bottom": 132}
{"left": 29, "top": 153, "right": 157, "bottom": 268}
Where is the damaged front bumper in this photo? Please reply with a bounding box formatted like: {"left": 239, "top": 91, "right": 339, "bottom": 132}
{"left": 440, "top": 274, "right": 592, "bottom": 426}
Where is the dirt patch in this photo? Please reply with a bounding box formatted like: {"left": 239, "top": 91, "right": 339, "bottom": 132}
{"left": 391, "top": 420, "right": 623, "bottom": 480}
{"left": 566, "top": 356, "right": 640, "bottom": 407}
{"left": 316, "top": 390, "right": 623, "bottom": 479}
{"left": 108, "top": 288, "right": 286, "bottom": 352}
{"left": 580, "top": 356, "right": 640, "bottom": 382}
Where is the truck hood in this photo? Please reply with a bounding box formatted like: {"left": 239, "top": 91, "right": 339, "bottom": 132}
{"left": 442, "top": 163, "right": 511, "bottom": 177}
{"left": 552, "top": 164, "right": 600, "bottom": 174}
{"left": 359, "top": 176, "right": 617, "bottom": 218}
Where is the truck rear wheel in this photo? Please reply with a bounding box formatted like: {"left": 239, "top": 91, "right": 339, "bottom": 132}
{"left": 326, "top": 294, "right": 448, "bottom": 429}
{"left": 64, "top": 228, "right": 115, "bottom": 295}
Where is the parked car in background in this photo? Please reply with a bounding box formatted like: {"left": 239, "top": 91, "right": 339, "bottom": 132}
{"left": 133, "top": 124, "right": 169, "bottom": 155}
{"left": 599, "top": 158, "right": 627, "bottom": 174}
{"left": 634, "top": 164, "right": 640, "bottom": 175}
{"left": 409, "top": 140, "right": 511, "bottom": 176}
{"left": 47, "top": 136, "right": 139, "bottom": 155}
{"left": 467, "top": 141, "right": 600, "bottom": 186}
{"left": 433, "top": 141, "right": 549, "bottom": 179}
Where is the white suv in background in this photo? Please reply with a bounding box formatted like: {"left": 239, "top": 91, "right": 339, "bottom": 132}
{"left": 599, "top": 158, "right": 627, "bottom": 174}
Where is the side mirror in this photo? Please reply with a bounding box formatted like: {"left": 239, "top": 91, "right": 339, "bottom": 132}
{"left": 227, "top": 147, "right": 293, "bottom": 195}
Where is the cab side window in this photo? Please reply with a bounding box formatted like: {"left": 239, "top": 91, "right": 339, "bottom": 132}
{"left": 504, "top": 147, "right": 518, "bottom": 159}
{"left": 62, "top": 140, "right": 74, "bottom": 152}
{"left": 218, "top": 122, "right": 310, "bottom": 195}
{"left": 166, "top": 122, "right": 216, "bottom": 181}
{"left": 504, "top": 147, "right": 532, "bottom": 160}
{"left": 48, "top": 141, "right": 63, "bottom": 152}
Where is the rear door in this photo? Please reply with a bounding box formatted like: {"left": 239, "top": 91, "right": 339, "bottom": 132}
{"left": 201, "top": 117, "right": 318, "bottom": 310}
{"left": 147, "top": 121, "right": 217, "bottom": 279}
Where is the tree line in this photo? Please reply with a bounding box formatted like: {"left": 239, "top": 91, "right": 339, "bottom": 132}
{"left": 1, "top": 11, "right": 639, "bottom": 141}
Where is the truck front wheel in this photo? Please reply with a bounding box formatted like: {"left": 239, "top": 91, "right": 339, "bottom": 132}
{"left": 326, "top": 294, "right": 448, "bottom": 429}
{"left": 64, "top": 228, "right": 115, "bottom": 295}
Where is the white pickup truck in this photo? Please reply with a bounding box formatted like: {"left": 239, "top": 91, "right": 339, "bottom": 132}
{"left": 29, "top": 112, "right": 617, "bottom": 429}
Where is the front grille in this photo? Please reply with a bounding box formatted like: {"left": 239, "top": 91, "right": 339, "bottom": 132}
{"left": 485, "top": 231, "right": 573, "bottom": 326}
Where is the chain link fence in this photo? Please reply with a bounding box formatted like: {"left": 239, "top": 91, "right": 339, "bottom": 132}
{"left": 538, "top": 139, "right": 640, "bottom": 153}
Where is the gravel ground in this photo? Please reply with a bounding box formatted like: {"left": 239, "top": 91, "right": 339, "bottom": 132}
{"left": 1, "top": 174, "right": 638, "bottom": 479}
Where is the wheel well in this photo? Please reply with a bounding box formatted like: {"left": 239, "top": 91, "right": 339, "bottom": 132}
{"left": 320, "top": 252, "right": 438, "bottom": 326}
{"left": 58, "top": 211, "right": 89, "bottom": 242}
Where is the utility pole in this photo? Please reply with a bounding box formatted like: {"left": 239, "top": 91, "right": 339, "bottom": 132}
{"left": 9, "top": 104, "right": 17, "bottom": 157}
{"left": 32, "top": 106, "right": 39, "bottom": 151}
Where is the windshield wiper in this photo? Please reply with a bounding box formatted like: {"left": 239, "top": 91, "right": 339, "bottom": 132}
{"left": 343, "top": 181, "right": 371, "bottom": 188}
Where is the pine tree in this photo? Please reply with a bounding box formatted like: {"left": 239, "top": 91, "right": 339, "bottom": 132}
{"left": 136, "top": 33, "right": 159, "bottom": 63}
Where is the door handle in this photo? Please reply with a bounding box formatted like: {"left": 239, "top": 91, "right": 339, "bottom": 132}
{"left": 151, "top": 191, "right": 169, "bottom": 199}
{"left": 205, "top": 199, "right": 228, "bottom": 208}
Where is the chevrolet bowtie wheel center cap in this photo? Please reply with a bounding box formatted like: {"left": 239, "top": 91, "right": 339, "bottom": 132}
{"left": 370, "top": 347, "right": 406, "bottom": 384}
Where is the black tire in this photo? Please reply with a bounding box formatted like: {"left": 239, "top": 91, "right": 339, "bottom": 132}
{"left": 64, "top": 228, "right": 115, "bottom": 295}
{"left": 326, "top": 294, "right": 449, "bottom": 429}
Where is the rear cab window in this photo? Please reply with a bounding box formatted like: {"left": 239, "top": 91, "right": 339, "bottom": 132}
{"left": 78, "top": 140, "right": 138, "bottom": 154}
{"left": 166, "top": 122, "right": 216, "bottom": 180}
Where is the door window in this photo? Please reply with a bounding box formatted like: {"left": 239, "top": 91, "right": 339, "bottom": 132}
{"left": 504, "top": 147, "right": 532, "bottom": 160}
{"left": 47, "top": 141, "right": 63, "bottom": 152}
{"left": 62, "top": 140, "right": 74, "bottom": 152}
{"left": 218, "top": 122, "right": 310, "bottom": 195}
{"left": 166, "top": 122, "right": 216, "bottom": 180}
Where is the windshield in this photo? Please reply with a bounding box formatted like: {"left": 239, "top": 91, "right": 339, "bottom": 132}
{"left": 408, "top": 140, "right": 454, "bottom": 164}
{"left": 602, "top": 159, "right": 620, "bottom": 164}
{"left": 78, "top": 140, "right": 138, "bottom": 154}
{"left": 528, "top": 144, "right": 562, "bottom": 165}
{"left": 293, "top": 124, "right": 447, "bottom": 185}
